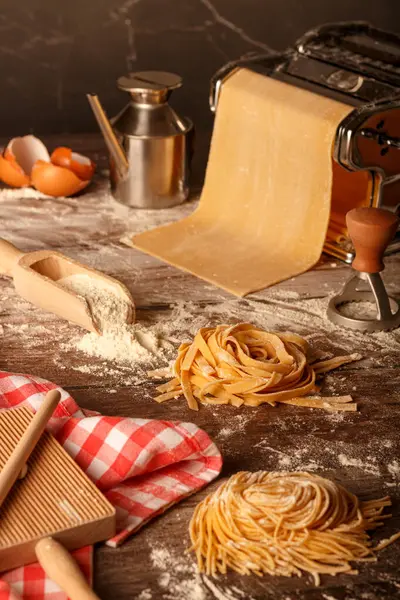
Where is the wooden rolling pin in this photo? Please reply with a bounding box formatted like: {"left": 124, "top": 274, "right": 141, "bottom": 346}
{"left": 0, "top": 239, "right": 135, "bottom": 333}
{"left": 36, "top": 538, "right": 100, "bottom": 600}
{"left": 0, "top": 389, "right": 61, "bottom": 508}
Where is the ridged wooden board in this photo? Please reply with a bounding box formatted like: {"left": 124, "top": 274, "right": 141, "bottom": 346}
{"left": 0, "top": 406, "right": 116, "bottom": 572}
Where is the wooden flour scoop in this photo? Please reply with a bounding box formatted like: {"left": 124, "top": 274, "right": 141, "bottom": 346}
{"left": 0, "top": 390, "right": 116, "bottom": 599}
{"left": 0, "top": 239, "right": 135, "bottom": 333}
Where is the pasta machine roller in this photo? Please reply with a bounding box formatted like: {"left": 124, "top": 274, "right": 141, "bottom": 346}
{"left": 210, "top": 22, "right": 400, "bottom": 264}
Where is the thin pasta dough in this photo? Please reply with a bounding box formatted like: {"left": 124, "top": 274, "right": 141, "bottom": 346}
{"left": 152, "top": 323, "right": 361, "bottom": 411}
{"left": 189, "top": 471, "right": 400, "bottom": 585}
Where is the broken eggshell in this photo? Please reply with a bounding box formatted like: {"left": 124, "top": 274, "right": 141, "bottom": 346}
{"left": 31, "top": 160, "right": 90, "bottom": 197}
{"left": 0, "top": 155, "right": 30, "bottom": 188}
{"left": 5, "top": 135, "right": 50, "bottom": 171}
{"left": 0, "top": 135, "right": 50, "bottom": 188}
{"left": 51, "top": 147, "right": 96, "bottom": 181}
{"left": 0, "top": 135, "right": 95, "bottom": 197}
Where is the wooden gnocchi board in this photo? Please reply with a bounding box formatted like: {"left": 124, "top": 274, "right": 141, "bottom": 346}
{"left": 0, "top": 406, "right": 116, "bottom": 572}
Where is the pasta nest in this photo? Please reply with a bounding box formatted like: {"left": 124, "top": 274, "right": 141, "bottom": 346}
{"left": 154, "top": 323, "right": 359, "bottom": 411}
{"left": 189, "top": 471, "right": 397, "bottom": 584}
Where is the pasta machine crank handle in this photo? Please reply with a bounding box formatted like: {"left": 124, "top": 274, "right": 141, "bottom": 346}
{"left": 326, "top": 207, "right": 400, "bottom": 331}
{"left": 346, "top": 207, "right": 399, "bottom": 320}
{"left": 346, "top": 206, "right": 399, "bottom": 274}
{"left": 359, "top": 127, "right": 400, "bottom": 150}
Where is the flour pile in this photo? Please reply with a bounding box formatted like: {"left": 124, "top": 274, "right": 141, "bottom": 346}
{"left": 59, "top": 274, "right": 165, "bottom": 365}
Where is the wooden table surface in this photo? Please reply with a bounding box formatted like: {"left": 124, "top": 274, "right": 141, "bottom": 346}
{"left": 1, "top": 136, "right": 400, "bottom": 600}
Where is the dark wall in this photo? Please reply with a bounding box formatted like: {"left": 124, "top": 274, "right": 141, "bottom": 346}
{"left": 1, "top": 0, "right": 399, "bottom": 174}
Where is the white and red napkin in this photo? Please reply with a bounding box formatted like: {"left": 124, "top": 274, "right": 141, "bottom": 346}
{"left": 0, "top": 371, "right": 222, "bottom": 599}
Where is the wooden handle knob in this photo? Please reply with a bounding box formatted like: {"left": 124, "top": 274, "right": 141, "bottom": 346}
{"left": 35, "top": 538, "right": 100, "bottom": 600}
{"left": 346, "top": 207, "right": 399, "bottom": 273}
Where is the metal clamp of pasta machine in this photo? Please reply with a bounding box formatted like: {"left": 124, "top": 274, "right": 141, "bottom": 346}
{"left": 327, "top": 207, "right": 400, "bottom": 331}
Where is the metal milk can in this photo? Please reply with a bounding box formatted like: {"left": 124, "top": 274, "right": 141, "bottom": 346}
{"left": 88, "top": 71, "right": 193, "bottom": 208}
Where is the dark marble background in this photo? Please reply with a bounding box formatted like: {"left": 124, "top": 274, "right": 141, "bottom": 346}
{"left": 1, "top": 0, "right": 399, "bottom": 176}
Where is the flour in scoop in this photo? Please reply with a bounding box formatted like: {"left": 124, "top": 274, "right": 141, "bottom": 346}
{"left": 59, "top": 273, "right": 163, "bottom": 365}
{"left": 59, "top": 273, "right": 131, "bottom": 329}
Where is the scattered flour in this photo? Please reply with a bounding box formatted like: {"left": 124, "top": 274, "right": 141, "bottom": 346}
{"left": 338, "top": 301, "right": 379, "bottom": 320}
{"left": 150, "top": 544, "right": 205, "bottom": 600}
{"left": 218, "top": 427, "right": 233, "bottom": 438}
{"left": 338, "top": 454, "right": 364, "bottom": 468}
{"left": 216, "top": 413, "right": 254, "bottom": 440}
{"left": 150, "top": 546, "right": 171, "bottom": 570}
{"left": 137, "top": 590, "right": 152, "bottom": 600}
{"left": 337, "top": 454, "right": 382, "bottom": 477}
{"left": 203, "top": 576, "right": 255, "bottom": 600}
{"left": 0, "top": 176, "right": 197, "bottom": 250}
{"left": 253, "top": 417, "right": 397, "bottom": 480}
{"left": 388, "top": 460, "right": 400, "bottom": 477}
{"left": 0, "top": 186, "right": 49, "bottom": 199}
{"left": 58, "top": 273, "right": 171, "bottom": 368}
{"left": 75, "top": 325, "right": 163, "bottom": 365}
{"left": 53, "top": 299, "right": 206, "bottom": 383}
{"left": 149, "top": 543, "right": 252, "bottom": 600}
{"left": 158, "top": 573, "right": 171, "bottom": 588}
{"left": 198, "top": 296, "right": 400, "bottom": 358}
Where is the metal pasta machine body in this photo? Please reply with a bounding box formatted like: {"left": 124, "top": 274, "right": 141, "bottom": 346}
{"left": 210, "top": 22, "right": 400, "bottom": 263}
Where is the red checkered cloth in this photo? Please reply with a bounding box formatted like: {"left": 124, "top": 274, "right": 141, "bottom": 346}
{"left": 0, "top": 372, "right": 223, "bottom": 600}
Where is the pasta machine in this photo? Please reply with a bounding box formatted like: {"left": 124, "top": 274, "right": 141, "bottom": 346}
{"left": 210, "top": 22, "right": 400, "bottom": 263}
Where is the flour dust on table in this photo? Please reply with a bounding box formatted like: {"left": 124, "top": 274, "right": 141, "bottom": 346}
{"left": 338, "top": 301, "right": 381, "bottom": 320}
{"left": 59, "top": 273, "right": 169, "bottom": 366}
{"left": 0, "top": 177, "right": 197, "bottom": 250}
{"left": 149, "top": 541, "right": 255, "bottom": 600}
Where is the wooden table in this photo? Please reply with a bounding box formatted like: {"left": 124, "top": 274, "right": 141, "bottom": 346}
{"left": 1, "top": 136, "right": 400, "bottom": 600}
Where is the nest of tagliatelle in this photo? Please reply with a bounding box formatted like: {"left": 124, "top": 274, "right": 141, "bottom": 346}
{"left": 149, "top": 323, "right": 362, "bottom": 412}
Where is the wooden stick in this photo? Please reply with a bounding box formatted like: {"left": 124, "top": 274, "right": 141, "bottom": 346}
{"left": 0, "top": 239, "right": 24, "bottom": 276}
{"left": 36, "top": 538, "right": 100, "bottom": 600}
{"left": 0, "top": 389, "right": 61, "bottom": 508}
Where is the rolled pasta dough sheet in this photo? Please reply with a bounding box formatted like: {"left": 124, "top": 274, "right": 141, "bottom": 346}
{"left": 131, "top": 68, "right": 354, "bottom": 296}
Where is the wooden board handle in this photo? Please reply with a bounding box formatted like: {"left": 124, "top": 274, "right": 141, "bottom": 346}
{"left": 35, "top": 538, "right": 100, "bottom": 600}
{"left": 0, "top": 389, "right": 61, "bottom": 508}
{"left": 346, "top": 207, "right": 399, "bottom": 273}
{"left": 0, "top": 239, "right": 25, "bottom": 276}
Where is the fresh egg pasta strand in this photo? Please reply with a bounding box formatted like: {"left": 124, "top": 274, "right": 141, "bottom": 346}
{"left": 189, "top": 471, "right": 400, "bottom": 584}
{"left": 152, "top": 324, "right": 360, "bottom": 411}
